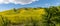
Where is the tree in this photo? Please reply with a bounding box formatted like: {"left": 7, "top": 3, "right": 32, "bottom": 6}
{"left": 13, "top": 8, "right": 17, "bottom": 12}
{"left": 45, "top": 6, "right": 58, "bottom": 26}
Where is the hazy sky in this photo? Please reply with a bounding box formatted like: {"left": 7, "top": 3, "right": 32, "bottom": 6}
{"left": 0, "top": 0, "right": 60, "bottom": 11}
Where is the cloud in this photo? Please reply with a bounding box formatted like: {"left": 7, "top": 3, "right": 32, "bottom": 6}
{"left": 0, "top": 0, "right": 39, "bottom": 5}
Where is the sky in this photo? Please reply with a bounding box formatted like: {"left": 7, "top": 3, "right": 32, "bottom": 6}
{"left": 0, "top": 0, "right": 60, "bottom": 11}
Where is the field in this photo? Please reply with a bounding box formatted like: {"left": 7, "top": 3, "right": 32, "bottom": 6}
{"left": 0, "top": 6, "right": 60, "bottom": 26}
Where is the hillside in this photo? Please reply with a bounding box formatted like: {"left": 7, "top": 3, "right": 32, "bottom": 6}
{"left": 0, "top": 6, "right": 60, "bottom": 26}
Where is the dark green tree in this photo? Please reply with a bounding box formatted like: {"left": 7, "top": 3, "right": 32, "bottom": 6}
{"left": 45, "top": 6, "right": 59, "bottom": 26}
{"left": 13, "top": 8, "right": 17, "bottom": 12}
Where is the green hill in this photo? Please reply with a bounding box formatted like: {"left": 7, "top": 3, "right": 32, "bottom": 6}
{"left": 0, "top": 6, "right": 60, "bottom": 26}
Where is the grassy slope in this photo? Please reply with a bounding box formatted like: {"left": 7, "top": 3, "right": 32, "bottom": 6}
{"left": 0, "top": 8, "right": 48, "bottom": 26}
{"left": 0, "top": 8, "right": 60, "bottom": 26}
{"left": 0, "top": 8, "right": 46, "bottom": 22}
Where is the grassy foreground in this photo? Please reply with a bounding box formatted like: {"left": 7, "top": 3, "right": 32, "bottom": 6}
{"left": 0, "top": 6, "right": 60, "bottom": 26}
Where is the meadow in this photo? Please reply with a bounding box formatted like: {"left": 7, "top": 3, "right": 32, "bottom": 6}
{"left": 0, "top": 6, "right": 60, "bottom": 26}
